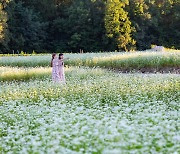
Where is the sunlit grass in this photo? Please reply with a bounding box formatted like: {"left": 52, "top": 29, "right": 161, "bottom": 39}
{"left": 0, "top": 66, "right": 107, "bottom": 81}
{"left": 66, "top": 52, "right": 180, "bottom": 71}
{"left": 0, "top": 52, "right": 179, "bottom": 72}
{"left": 0, "top": 67, "right": 52, "bottom": 81}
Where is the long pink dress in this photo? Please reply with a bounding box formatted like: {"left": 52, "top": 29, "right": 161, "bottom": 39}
{"left": 58, "top": 59, "right": 66, "bottom": 83}
{"left": 52, "top": 58, "right": 61, "bottom": 82}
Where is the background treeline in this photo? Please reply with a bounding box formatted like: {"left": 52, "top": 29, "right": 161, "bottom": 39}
{"left": 0, "top": 0, "right": 179, "bottom": 53}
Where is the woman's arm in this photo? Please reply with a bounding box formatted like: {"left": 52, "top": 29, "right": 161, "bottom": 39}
{"left": 63, "top": 58, "right": 70, "bottom": 61}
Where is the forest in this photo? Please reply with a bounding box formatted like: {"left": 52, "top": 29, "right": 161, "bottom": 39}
{"left": 0, "top": 0, "right": 179, "bottom": 53}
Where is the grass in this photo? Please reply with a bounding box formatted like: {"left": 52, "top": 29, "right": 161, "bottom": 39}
{"left": 66, "top": 52, "right": 180, "bottom": 72}
{"left": 0, "top": 66, "right": 106, "bottom": 81}
{"left": 0, "top": 51, "right": 180, "bottom": 72}
{"left": 0, "top": 67, "right": 52, "bottom": 81}
{"left": 0, "top": 67, "right": 179, "bottom": 153}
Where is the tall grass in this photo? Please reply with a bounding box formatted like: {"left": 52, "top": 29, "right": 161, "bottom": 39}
{"left": 0, "top": 52, "right": 179, "bottom": 72}
{"left": 66, "top": 52, "right": 180, "bottom": 71}
{"left": 0, "top": 53, "right": 110, "bottom": 67}
{"left": 0, "top": 66, "right": 106, "bottom": 81}
{"left": 0, "top": 67, "right": 51, "bottom": 81}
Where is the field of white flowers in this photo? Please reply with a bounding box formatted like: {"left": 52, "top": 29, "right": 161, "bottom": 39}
{"left": 0, "top": 65, "right": 180, "bottom": 153}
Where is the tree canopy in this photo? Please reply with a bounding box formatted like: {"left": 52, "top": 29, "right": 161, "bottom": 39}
{"left": 0, "top": 0, "right": 179, "bottom": 53}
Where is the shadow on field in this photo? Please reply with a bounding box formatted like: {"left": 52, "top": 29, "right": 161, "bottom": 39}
{"left": 109, "top": 67, "right": 180, "bottom": 74}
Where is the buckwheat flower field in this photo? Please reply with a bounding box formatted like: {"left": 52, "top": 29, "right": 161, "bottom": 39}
{"left": 0, "top": 65, "right": 180, "bottom": 153}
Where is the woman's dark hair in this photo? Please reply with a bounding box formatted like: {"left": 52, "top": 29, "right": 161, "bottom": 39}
{"left": 52, "top": 53, "right": 56, "bottom": 59}
{"left": 59, "top": 53, "right": 64, "bottom": 59}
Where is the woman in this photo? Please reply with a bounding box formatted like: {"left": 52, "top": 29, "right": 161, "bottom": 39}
{"left": 58, "top": 53, "right": 69, "bottom": 83}
{"left": 51, "top": 53, "right": 61, "bottom": 82}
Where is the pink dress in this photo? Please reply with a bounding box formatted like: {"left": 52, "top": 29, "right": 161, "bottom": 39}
{"left": 58, "top": 59, "right": 66, "bottom": 83}
{"left": 52, "top": 58, "right": 61, "bottom": 82}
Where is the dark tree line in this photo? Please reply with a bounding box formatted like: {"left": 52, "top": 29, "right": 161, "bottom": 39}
{"left": 0, "top": 0, "right": 179, "bottom": 53}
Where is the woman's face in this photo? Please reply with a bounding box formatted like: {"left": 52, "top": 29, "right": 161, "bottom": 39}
{"left": 60, "top": 55, "right": 64, "bottom": 59}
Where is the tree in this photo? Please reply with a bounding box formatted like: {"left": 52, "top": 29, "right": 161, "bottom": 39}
{"left": 142, "top": 0, "right": 180, "bottom": 49}
{"left": 0, "top": 1, "right": 9, "bottom": 53}
{"left": 105, "top": 0, "right": 135, "bottom": 51}
{"left": 127, "top": 0, "right": 153, "bottom": 50}
{"left": 0, "top": 0, "right": 179, "bottom": 53}
{"left": 154, "top": 0, "right": 180, "bottom": 48}
{"left": 6, "top": 1, "right": 47, "bottom": 53}
{"left": 51, "top": 0, "right": 107, "bottom": 52}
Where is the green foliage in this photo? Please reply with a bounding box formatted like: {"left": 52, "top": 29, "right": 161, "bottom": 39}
{"left": 50, "top": 0, "right": 107, "bottom": 52}
{"left": 0, "top": 1, "right": 9, "bottom": 53}
{"left": 0, "top": 0, "right": 179, "bottom": 53}
{"left": 127, "top": 0, "right": 180, "bottom": 50}
{"left": 105, "top": 0, "right": 135, "bottom": 51}
{"left": 127, "top": 0, "right": 153, "bottom": 50}
{"left": 6, "top": 1, "right": 48, "bottom": 53}
{"left": 0, "top": 3, "right": 6, "bottom": 41}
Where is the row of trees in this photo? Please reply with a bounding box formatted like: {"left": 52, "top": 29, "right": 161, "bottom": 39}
{"left": 0, "top": 0, "right": 179, "bottom": 53}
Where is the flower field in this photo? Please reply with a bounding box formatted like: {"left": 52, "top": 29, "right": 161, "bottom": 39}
{"left": 0, "top": 65, "right": 180, "bottom": 153}
{"left": 0, "top": 51, "right": 180, "bottom": 153}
